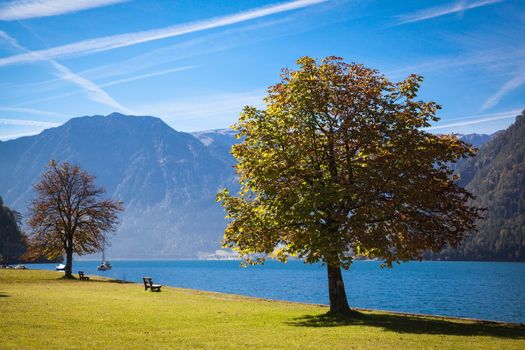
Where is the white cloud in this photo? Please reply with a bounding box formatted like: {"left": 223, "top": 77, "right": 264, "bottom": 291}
{"left": 425, "top": 109, "right": 520, "bottom": 130}
{"left": 102, "top": 65, "right": 196, "bottom": 87}
{"left": 48, "top": 60, "right": 132, "bottom": 113}
{"left": 135, "top": 90, "right": 266, "bottom": 131}
{"left": 0, "top": 117, "right": 60, "bottom": 127}
{"left": 386, "top": 53, "right": 497, "bottom": 79}
{"left": 395, "top": 0, "right": 502, "bottom": 25}
{"left": 386, "top": 47, "right": 525, "bottom": 90}
{"left": 64, "top": 18, "right": 293, "bottom": 85}
{"left": 482, "top": 69, "right": 525, "bottom": 110}
{"left": 3, "top": 18, "right": 292, "bottom": 105}
{"left": 0, "top": 131, "right": 43, "bottom": 141}
{"left": 0, "top": 106, "right": 68, "bottom": 117}
{"left": 0, "top": 30, "right": 131, "bottom": 113}
{"left": 0, "top": 0, "right": 129, "bottom": 21}
{"left": 12, "top": 65, "right": 196, "bottom": 107}
{"left": 0, "top": 0, "right": 327, "bottom": 66}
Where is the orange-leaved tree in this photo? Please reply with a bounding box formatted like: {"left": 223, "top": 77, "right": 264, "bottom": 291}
{"left": 217, "top": 56, "right": 482, "bottom": 314}
{"left": 28, "top": 160, "right": 123, "bottom": 278}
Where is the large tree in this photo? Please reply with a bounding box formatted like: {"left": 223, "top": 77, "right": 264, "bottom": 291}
{"left": 217, "top": 57, "right": 482, "bottom": 314}
{"left": 28, "top": 160, "right": 123, "bottom": 278}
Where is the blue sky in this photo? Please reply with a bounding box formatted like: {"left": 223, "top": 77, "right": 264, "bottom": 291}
{"left": 0, "top": 0, "right": 523, "bottom": 140}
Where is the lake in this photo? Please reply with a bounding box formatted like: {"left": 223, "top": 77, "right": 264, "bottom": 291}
{"left": 27, "top": 260, "right": 525, "bottom": 324}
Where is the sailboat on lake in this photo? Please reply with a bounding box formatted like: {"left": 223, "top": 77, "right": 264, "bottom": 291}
{"left": 97, "top": 245, "right": 112, "bottom": 271}
{"left": 56, "top": 254, "right": 66, "bottom": 270}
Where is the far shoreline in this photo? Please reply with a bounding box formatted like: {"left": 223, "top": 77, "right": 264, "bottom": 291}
{"left": 27, "top": 258, "right": 525, "bottom": 263}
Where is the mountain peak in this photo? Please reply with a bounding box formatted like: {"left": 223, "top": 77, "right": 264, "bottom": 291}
{"left": 104, "top": 112, "right": 160, "bottom": 121}
{"left": 107, "top": 112, "right": 127, "bottom": 118}
{"left": 458, "top": 133, "right": 492, "bottom": 149}
{"left": 0, "top": 112, "right": 239, "bottom": 259}
{"left": 58, "top": 112, "right": 173, "bottom": 134}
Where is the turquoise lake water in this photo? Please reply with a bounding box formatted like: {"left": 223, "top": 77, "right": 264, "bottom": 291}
{"left": 28, "top": 260, "right": 525, "bottom": 324}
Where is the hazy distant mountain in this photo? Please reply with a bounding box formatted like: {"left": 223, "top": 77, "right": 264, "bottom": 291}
{"left": 1, "top": 112, "right": 521, "bottom": 261}
{"left": 0, "top": 113, "right": 238, "bottom": 259}
{"left": 436, "top": 111, "right": 525, "bottom": 261}
{"left": 192, "top": 128, "right": 238, "bottom": 162}
{"left": 457, "top": 133, "right": 493, "bottom": 149}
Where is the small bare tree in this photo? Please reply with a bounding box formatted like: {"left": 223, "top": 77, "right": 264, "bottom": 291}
{"left": 28, "top": 160, "right": 123, "bottom": 278}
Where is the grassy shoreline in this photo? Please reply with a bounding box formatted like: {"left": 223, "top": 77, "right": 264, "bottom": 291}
{"left": 63, "top": 268, "right": 525, "bottom": 326}
{"left": 1, "top": 269, "right": 524, "bottom": 349}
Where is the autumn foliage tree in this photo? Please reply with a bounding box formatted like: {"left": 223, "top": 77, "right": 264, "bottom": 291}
{"left": 28, "top": 160, "right": 123, "bottom": 278}
{"left": 217, "top": 57, "right": 482, "bottom": 314}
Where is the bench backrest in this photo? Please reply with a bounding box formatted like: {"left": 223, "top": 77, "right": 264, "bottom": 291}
{"left": 143, "top": 277, "right": 152, "bottom": 290}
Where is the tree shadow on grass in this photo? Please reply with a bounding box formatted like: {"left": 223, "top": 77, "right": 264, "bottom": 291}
{"left": 288, "top": 311, "right": 525, "bottom": 339}
{"left": 91, "top": 279, "right": 134, "bottom": 284}
{"left": 57, "top": 276, "right": 134, "bottom": 284}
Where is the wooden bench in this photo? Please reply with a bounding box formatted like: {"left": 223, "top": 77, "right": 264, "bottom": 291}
{"left": 78, "top": 271, "right": 90, "bottom": 281}
{"left": 142, "top": 277, "right": 162, "bottom": 292}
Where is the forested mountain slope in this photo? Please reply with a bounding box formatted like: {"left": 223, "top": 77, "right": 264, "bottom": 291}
{"left": 438, "top": 111, "right": 525, "bottom": 261}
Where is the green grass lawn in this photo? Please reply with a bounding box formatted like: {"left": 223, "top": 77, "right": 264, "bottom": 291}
{"left": 1, "top": 269, "right": 524, "bottom": 349}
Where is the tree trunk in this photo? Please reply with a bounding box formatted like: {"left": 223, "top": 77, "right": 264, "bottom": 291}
{"left": 327, "top": 264, "right": 350, "bottom": 314}
{"left": 64, "top": 238, "right": 73, "bottom": 279}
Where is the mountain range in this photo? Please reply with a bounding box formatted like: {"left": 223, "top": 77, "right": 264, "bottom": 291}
{"left": 0, "top": 111, "right": 523, "bottom": 260}
{"left": 0, "top": 113, "right": 238, "bottom": 259}
{"left": 437, "top": 110, "right": 525, "bottom": 261}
